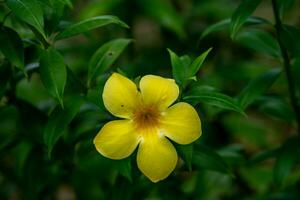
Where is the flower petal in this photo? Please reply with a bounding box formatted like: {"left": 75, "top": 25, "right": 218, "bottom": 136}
{"left": 103, "top": 73, "right": 140, "bottom": 118}
{"left": 139, "top": 75, "right": 179, "bottom": 110}
{"left": 160, "top": 102, "right": 201, "bottom": 144}
{"left": 94, "top": 120, "right": 140, "bottom": 159}
{"left": 137, "top": 132, "right": 178, "bottom": 182}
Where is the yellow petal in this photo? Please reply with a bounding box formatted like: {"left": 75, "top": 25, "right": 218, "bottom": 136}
{"left": 137, "top": 131, "right": 178, "bottom": 182}
{"left": 160, "top": 102, "right": 201, "bottom": 144}
{"left": 93, "top": 120, "right": 140, "bottom": 159}
{"left": 139, "top": 75, "right": 179, "bottom": 110}
{"left": 103, "top": 73, "right": 140, "bottom": 118}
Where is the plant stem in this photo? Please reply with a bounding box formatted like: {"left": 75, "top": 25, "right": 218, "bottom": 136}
{"left": 271, "top": 0, "right": 300, "bottom": 132}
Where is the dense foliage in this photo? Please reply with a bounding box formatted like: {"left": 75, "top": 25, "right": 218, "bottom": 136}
{"left": 1, "top": 0, "right": 300, "bottom": 199}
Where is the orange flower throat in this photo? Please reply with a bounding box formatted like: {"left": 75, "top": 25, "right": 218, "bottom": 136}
{"left": 133, "top": 106, "right": 161, "bottom": 130}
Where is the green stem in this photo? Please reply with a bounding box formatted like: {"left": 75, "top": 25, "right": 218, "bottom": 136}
{"left": 271, "top": 0, "right": 300, "bottom": 132}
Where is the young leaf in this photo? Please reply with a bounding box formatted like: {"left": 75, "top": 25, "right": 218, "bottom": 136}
{"left": 0, "top": 26, "right": 25, "bottom": 72}
{"left": 236, "top": 29, "right": 281, "bottom": 58}
{"left": 39, "top": 47, "right": 67, "bottom": 107}
{"left": 230, "top": 0, "right": 262, "bottom": 38}
{"left": 184, "top": 90, "right": 245, "bottom": 115}
{"left": 87, "top": 39, "right": 132, "bottom": 86}
{"left": 237, "top": 68, "right": 281, "bottom": 109}
{"left": 44, "top": 96, "right": 83, "bottom": 158}
{"left": 193, "top": 144, "right": 233, "bottom": 176}
{"left": 188, "top": 48, "right": 212, "bottom": 77}
{"left": 7, "top": 0, "right": 45, "bottom": 37}
{"left": 55, "top": 15, "right": 129, "bottom": 40}
{"left": 167, "top": 49, "right": 186, "bottom": 86}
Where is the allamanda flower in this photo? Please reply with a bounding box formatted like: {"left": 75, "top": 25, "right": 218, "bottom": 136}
{"left": 93, "top": 73, "right": 202, "bottom": 182}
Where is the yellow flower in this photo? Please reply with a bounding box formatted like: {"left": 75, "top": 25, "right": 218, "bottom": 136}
{"left": 93, "top": 73, "right": 202, "bottom": 182}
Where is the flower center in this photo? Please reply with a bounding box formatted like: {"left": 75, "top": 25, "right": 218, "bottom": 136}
{"left": 133, "top": 106, "right": 160, "bottom": 130}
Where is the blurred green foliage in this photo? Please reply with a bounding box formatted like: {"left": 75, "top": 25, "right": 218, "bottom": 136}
{"left": 1, "top": 0, "right": 300, "bottom": 199}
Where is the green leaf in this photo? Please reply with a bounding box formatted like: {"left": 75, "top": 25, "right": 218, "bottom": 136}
{"left": 0, "top": 26, "right": 25, "bottom": 72}
{"left": 116, "top": 158, "right": 132, "bottom": 182}
{"left": 177, "top": 144, "right": 193, "bottom": 171}
{"left": 11, "top": 141, "right": 32, "bottom": 178}
{"left": 0, "top": 63, "right": 11, "bottom": 98}
{"left": 201, "top": 17, "right": 269, "bottom": 39}
{"left": 237, "top": 68, "right": 281, "bottom": 109}
{"left": 55, "top": 15, "right": 129, "bottom": 40}
{"left": 54, "top": 0, "right": 73, "bottom": 8}
{"left": 193, "top": 144, "right": 233, "bottom": 176}
{"left": 236, "top": 29, "right": 281, "bottom": 58}
{"left": 168, "top": 49, "right": 186, "bottom": 86}
{"left": 39, "top": 47, "right": 67, "bottom": 107}
{"left": 44, "top": 96, "right": 83, "bottom": 158}
{"left": 7, "top": 0, "right": 45, "bottom": 37}
{"left": 88, "top": 38, "right": 132, "bottom": 86}
{"left": 230, "top": 0, "right": 262, "bottom": 38}
{"left": 274, "top": 138, "right": 300, "bottom": 185}
{"left": 188, "top": 48, "right": 212, "bottom": 77}
{"left": 179, "top": 55, "right": 192, "bottom": 69}
{"left": 201, "top": 19, "right": 231, "bottom": 39}
{"left": 258, "top": 97, "right": 294, "bottom": 122}
{"left": 184, "top": 89, "right": 245, "bottom": 115}
{"left": 248, "top": 147, "right": 279, "bottom": 165}
{"left": 139, "top": 0, "right": 185, "bottom": 39}
{"left": 281, "top": 25, "right": 300, "bottom": 58}
{"left": 277, "top": 0, "right": 295, "bottom": 17}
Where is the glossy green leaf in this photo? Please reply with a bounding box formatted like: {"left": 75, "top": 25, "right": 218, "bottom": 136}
{"left": 39, "top": 47, "right": 67, "bottom": 107}
{"left": 193, "top": 144, "right": 233, "bottom": 176}
{"left": 236, "top": 29, "right": 281, "bottom": 58}
{"left": 7, "top": 0, "right": 45, "bottom": 37}
{"left": 237, "top": 69, "right": 281, "bottom": 109}
{"left": 184, "top": 89, "right": 245, "bottom": 115}
{"left": 168, "top": 49, "right": 186, "bottom": 86}
{"left": 189, "top": 48, "right": 212, "bottom": 77}
{"left": 44, "top": 96, "right": 83, "bottom": 158}
{"left": 88, "top": 39, "right": 132, "bottom": 86}
{"left": 0, "top": 26, "right": 24, "bottom": 72}
{"left": 55, "top": 15, "right": 129, "bottom": 40}
{"left": 230, "top": 0, "right": 262, "bottom": 38}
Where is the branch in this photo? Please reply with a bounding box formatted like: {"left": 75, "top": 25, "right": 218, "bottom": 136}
{"left": 271, "top": 0, "right": 300, "bottom": 132}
